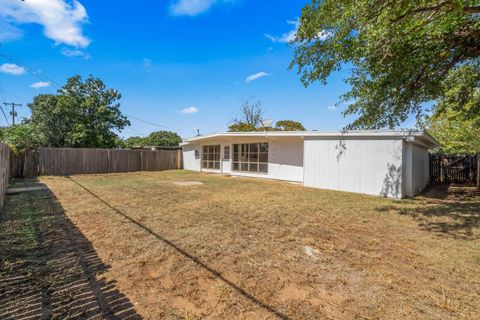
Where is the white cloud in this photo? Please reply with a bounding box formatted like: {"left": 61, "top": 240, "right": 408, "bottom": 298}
{"left": 171, "top": 0, "right": 217, "bottom": 16}
{"left": 327, "top": 105, "right": 337, "bottom": 111}
{"left": 0, "top": 63, "right": 26, "bottom": 76}
{"left": 245, "top": 72, "right": 270, "bottom": 83}
{"left": 265, "top": 19, "right": 332, "bottom": 44}
{"left": 170, "top": 0, "right": 237, "bottom": 16}
{"left": 0, "top": 0, "right": 90, "bottom": 48}
{"left": 0, "top": 20, "right": 23, "bottom": 42}
{"left": 61, "top": 47, "right": 90, "bottom": 59}
{"left": 180, "top": 106, "right": 199, "bottom": 114}
{"left": 265, "top": 20, "right": 298, "bottom": 43}
{"left": 30, "top": 81, "right": 50, "bottom": 88}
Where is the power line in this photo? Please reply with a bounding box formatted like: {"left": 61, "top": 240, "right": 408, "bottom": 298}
{"left": 125, "top": 114, "right": 168, "bottom": 129}
{"left": 0, "top": 46, "right": 62, "bottom": 90}
{"left": 0, "top": 105, "right": 9, "bottom": 125}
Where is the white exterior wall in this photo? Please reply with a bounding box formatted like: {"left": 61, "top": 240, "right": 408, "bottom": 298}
{"left": 227, "top": 138, "right": 303, "bottom": 182}
{"left": 182, "top": 137, "right": 304, "bottom": 182}
{"left": 403, "top": 142, "right": 430, "bottom": 197}
{"left": 303, "top": 137, "right": 405, "bottom": 198}
{"left": 182, "top": 143, "right": 201, "bottom": 171}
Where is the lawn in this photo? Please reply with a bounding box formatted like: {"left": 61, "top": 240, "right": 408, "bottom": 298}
{"left": 1, "top": 170, "right": 479, "bottom": 319}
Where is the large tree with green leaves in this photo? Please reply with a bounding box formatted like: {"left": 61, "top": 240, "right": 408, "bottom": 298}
{"left": 123, "top": 131, "right": 182, "bottom": 147}
{"left": 292, "top": 0, "right": 480, "bottom": 129}
{"left": 29, "top": 75, "right": 130, "bottom": 148}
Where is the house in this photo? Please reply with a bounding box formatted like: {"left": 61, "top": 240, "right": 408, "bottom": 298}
{"left": 181, "top": 130, "right": 439, "bottom": 198}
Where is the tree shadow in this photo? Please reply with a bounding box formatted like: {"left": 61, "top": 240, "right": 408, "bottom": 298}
{"left": 0, "top": 187, "right": 141, "bottom": 319}
{"left": 377, "top": 184, "right": 480, "bottom": 240}
{"left": 380, "top": 163, "right": 402, "bottom": 198}
{"left": 67, "top": 177, "right": 291, "bottom": 320}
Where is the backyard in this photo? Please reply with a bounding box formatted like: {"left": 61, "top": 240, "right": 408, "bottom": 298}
{"left": 1, "top": 170, "right": 479, "bottom": 319}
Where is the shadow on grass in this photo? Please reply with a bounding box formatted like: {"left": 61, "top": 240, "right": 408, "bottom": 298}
{"left": 67, "top": 177, "right": 291, "bottom": 320}
{"left": 0, "top": 187, "right": 141, "bottom": 319}
{"left": 378, "top": 184, "right": 480, "bottom": 240}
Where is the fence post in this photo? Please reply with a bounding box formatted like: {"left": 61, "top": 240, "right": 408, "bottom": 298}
{"left": 477, "top": 153, "right": 479, "bottom": 191}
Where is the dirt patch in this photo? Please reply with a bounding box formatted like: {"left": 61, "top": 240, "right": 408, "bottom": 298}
{"left": 172, "top": 181, "right": 204, "bottom": 186}
{"left": 7, "top": 171, "right": 477, "bottom": 319}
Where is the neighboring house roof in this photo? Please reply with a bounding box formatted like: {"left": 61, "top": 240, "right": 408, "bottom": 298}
{"left": 181, "top": 130, "right": 439, "bottom": 148}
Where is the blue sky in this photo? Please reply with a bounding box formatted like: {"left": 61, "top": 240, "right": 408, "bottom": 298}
{"left": 0, "top": 0, "right": 413, "bottom": 138}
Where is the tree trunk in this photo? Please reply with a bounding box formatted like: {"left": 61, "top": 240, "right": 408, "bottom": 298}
{"left": 477, "top": 153, "right": 480, "bottom": 192}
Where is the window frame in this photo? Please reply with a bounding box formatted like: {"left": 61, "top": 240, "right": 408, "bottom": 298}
{"left": 232, "top": 142, "right": 268, "bottom": 174}
{"left": 223, "top": 146, "right": 231, "bottom": 161}
{"left": 202, "top": 145, "right": 221, "bottom": 170}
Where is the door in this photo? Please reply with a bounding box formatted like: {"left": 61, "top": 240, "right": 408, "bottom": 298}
{"left": 222, "top": 145, "right": 231, "bottom": 174}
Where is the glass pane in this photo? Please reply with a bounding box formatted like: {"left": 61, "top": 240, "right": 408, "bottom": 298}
{"left": 214, "top": 153, "right": 220, "bottom": 161}
{"left": 208, "top": 153, "right": 213, "bottom": 161}
{"left": 249, "top": 152, "right": 259, "bottom": 162}
{"left": 259, "top": 143, "right": 269, "bottom": 153}
{"left": 250, "top": 143, "right": 259, "bottom": 153}
{"left": 259, "top": 163, "right": 268, "bottom": 173}
{"left": 232, "top": 162, "right": 239, "bottom": 171}
{"left": 203, "top": 146, "right": 208, "bottom": 153}
{"left": 207, "top": 161, "right": 213, "bottom": 169}
{"left": 249, "top": 163, "right": 258, "bottom": 172}
{"left": 214, "top": 145, "right": 220, "bottom": 153}
{"left": 259, "top": 152, "right": 268, "bottom": 163}
{"left": 241, "top": 163, "right": 248, "bottom": 171}
{"left": 202, "top": 161, "right": 207, "bottom": 168}
{"left": 233, "top": 153, "right": 239, "bottom": 161}
{"left": 233, "top": 144, "right": 238, "bottom": 153}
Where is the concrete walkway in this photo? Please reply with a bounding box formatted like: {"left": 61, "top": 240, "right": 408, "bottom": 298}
{"left": 7, "top": 186, "right": 49, "bottom": 194}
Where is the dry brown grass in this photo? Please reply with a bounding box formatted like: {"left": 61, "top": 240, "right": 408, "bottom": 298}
{"left": 5, "top": 170, "right": 480, "bottom": 319}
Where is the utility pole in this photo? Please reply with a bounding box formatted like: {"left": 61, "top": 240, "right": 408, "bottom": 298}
{"left": 3, "top": 102, "right": 22, "bottom": 125}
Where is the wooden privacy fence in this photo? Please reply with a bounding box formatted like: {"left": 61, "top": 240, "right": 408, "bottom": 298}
{"left": 429, "top": 153, "right": 479, "bottom": 185}
{"left": 10, "top": 148, "right": 182, "bottom": 177}
{"left": 0, "top": 142, "right": 10, "bottom": 209}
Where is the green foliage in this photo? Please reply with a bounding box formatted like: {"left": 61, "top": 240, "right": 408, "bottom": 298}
{"left": 426, "top": 63, "right": 480, "bottom": 153}
{"left": 275, "top": 120, "right": 306, "bottom": 131}
{"left": 293, "top": 0, "right": 480, "bottom": 129}
{"left": 0, "top": 122, "right": 38, "bottom": 154}
{"left": 29, "top": 75, "right": 130, "bottom": 148}
{"left": 228, "top": 123, "right": 257, "bottom": 132}
{"left": 145, "top": 131, "right": 182, "bottom": 146}
{"left": 124, "top": 131, "right": 182, "bottom": 147}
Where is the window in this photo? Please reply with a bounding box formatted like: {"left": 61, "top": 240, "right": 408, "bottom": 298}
{"left": 202, "top": 145, "right": 220, "bottom": 170}
{"left": 224, "top": 146, "right": 230, "bottom": 160}
{"left": 232, "top": 143, "right": 268, "bottom": 173}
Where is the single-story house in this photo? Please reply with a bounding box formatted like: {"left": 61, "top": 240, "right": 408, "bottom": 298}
{"left": 181, "top": 130, "right": 439, "bottom": 198}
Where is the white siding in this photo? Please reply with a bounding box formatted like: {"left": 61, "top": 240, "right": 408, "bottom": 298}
{"left": 182, "top": 137, "right": 304, "bottom": 182}
{"left": 403, "top": 142, "right": 430, "bottom": 197}
{"left": 182, "top": 143, "right": 200, "bottom": 171}
{"left": 303, "top": 138, "right": 404, "bottom": 198}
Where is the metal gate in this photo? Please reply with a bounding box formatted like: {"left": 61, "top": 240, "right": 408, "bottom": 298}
{"left": 429, "top": 154, "right": 478, "bottom": 184}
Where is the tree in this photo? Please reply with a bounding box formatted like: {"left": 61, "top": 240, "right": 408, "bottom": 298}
{"left": 229, "top": 100, "right": 264, "bottom": 132}
{"left": 124, "top": 136, "right": 146, "bottom": 147}
{"left": 0, "top": 122, "right": 38, "bottom": 153}
{"left": 145, "top": 131, "right": 182, "bottom": 146}
{"left": 426, "top": 63, "right": 480, "bottom": 153}
{"left": 123, "top": 131, "right": 182, "bottom": 147}
{"left": 292, "top": 0, "right": 480, "bottom": 129}
{"left": 29, "top": 75, "right": 130, "bottom": 148}
{"left": 275, "top": 120, "right": 306, "bottom": 131}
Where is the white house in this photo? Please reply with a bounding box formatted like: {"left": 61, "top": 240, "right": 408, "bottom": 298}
{"left": 181, "top": 130, "right": 439, "bottom": 198}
